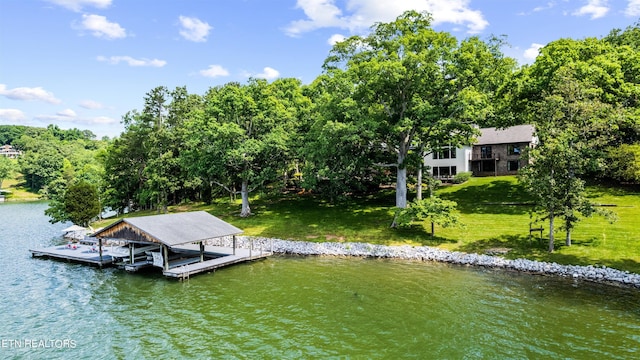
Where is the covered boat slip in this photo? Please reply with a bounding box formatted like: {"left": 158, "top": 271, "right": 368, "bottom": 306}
{"left": 31, "top": 211, "right": 271, "bottom": 278}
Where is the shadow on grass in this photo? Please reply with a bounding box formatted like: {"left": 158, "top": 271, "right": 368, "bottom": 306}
{"left": 456, "top": 234, "right": 547, "bottom": 258}
{"left": 439, "top": 180, "right": 534, "bottom": 215}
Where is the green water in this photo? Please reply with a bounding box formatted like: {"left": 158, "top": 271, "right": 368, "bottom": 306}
{"left": 1, "top": 203, "right": 639, "bottom": 359}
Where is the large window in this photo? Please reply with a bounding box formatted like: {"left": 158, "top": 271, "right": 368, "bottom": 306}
{"left": 433, "top": 147, "right": 456, "bottom": 160}
{"left": 480, "top": 146, "right": 492, "bottom": 159}
{"left": 432, "top": 166, "right": 457, "bottom": 177}
{"left": 508, "top": 160, "right": 519, "bottom": 171}
{"left": 507, "top": 144, "right": 522, "bottom": 155}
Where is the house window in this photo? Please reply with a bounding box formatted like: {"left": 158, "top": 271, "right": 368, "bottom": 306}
{"left": 508, "top": 160, "right": 519, "bottom": 171}
{"left": 433, "top": 147, "right": 456, "bottom": 159}
{"left": 433, "top": 166, "right": 456, "bottom": 178}
{"left": 508, "top": 144, "right": 521, "bottom": 155}
{"left": 480, "top": 146, "right": 492, "bottom": 159}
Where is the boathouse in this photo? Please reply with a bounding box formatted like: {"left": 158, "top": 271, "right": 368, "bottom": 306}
{"left": 31, "top": 211, "right": 271, "bottom": 279}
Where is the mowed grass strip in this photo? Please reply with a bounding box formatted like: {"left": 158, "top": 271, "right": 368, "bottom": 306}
{"left": 95, "top": 176, "right": 640, "bottom": 274}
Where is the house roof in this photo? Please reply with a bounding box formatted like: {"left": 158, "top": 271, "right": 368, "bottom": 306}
{"left": 477, "top": 124, "right": 535, "bottom": 145}
{"left": 92, "top": 211, "right": 243, "bottom": 247}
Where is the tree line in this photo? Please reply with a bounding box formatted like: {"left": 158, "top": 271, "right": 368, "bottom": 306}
{"left": 2, "top": 12, "right": 637, "bottom": 250}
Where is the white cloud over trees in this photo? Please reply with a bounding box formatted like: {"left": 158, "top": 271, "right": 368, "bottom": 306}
{"left": 285, "top": 0, "right": 488, "bottom": 36}
{"left": 179, "top": 16, "right": 212, "bottom": 42}
{"left": 0, "top": 84, "right": 61, "bottom": 104}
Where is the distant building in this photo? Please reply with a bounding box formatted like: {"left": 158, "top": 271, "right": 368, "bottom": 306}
{"left": 424, "top": 124, "right": 537, "bottom": 179}
{"left": 0, "top": 145, "right": 21, "bottom": 158}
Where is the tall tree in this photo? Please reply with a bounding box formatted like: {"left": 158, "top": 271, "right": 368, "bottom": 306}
{"left": 184, "top": 79, "right": 305, "bottom": 216}
{"left": 46, "top": 181, "right": 100, "bottom": 227}
{"left": 323, "top": 11, "right": 510, "bottom": 217}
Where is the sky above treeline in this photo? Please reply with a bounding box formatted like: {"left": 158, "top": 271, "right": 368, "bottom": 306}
{"left": 0, "top": 0, "right": 638, "bottom": 138}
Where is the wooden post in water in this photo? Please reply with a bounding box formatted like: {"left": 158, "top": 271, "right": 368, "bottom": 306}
{"left": 163, "top": 245, "right": 169, "bottom": 271}
{"left": 98, "top": 238, "right": 103, "bottom": 266}
{"left": 233, "top": 235, "right": 237, "bottom": 255}
{"left": 199, "top": 242, "right": 204, "bottom": 262}
{"left": 130, "top": 243, "right": 135, "bottom": 264}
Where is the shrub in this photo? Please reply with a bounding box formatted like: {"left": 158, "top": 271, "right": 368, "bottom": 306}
{"left": 452, "top": 171, "right": 472, "bottom": 184}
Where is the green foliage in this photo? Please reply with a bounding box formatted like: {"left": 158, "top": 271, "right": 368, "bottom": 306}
{"left": 0, "top": 156, "right": 16, "bottom": 188}
{"left": 394, "top": 197, "right": 462, "bottom": 234}
{"left": 609, "top": 144, "right": 640, "bottom": 183}
{"left": 452, "top": 171, "right": 472, "bottom": 184}
{"left": 45, "top": 181, "right": 100, "bottom": 227}
{"left": 321, "top": 10, "right": 511, "bottom": 209}
{"left": 181, "top": 78, "right": 309, "bottom": 216}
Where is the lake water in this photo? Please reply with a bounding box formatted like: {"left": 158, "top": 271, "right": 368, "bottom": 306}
{"left": 1, "top": 202, "right": 639, "bottom": 359}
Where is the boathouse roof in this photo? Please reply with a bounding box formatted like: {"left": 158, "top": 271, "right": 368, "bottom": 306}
{"left": 92, "top": 211, "right": 243, "bottom": 246}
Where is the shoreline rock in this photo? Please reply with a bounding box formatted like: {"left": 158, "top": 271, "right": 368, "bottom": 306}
{"left": 207, "top": 236, "right": 640, "bottom": 289}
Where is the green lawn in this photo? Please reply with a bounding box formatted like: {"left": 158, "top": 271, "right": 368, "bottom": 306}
{"left": 1, "top": 175, "right": 40, "bottom": 201}
{"left": 94, "top": 176, "right": 640, "bottom": 274}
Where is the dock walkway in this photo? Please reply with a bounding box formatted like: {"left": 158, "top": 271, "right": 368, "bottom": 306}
{"left": 30, "top": 243, "right": 114, "bottom": 266}
{"left": 164, "top": 245, "right": 271, "bottom": 279}
{"left": 30, "top": 241, "right": 271, "bottom": 278}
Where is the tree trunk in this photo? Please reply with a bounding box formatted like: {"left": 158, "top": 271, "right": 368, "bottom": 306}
{"left": 416, "top": 162, "right": 423, "bottom": 201}
{"left": 240, "top": 179, "right": 251, "bottom": 217}
{"left": 566, "top": 226, "right": 572, "bottom": 247}
{"left": 431, "top": 222, "right": 434, "bottom": 237}
{"left": 396, "top": 152, "right": 407, "bottom": 209}
{"left": 548, "top": 211, "right": 555, "bottom": 252}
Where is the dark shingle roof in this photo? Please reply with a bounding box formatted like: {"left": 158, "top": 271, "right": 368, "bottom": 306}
{"left": 93, "top": 211, "right": 243, "bottom": 246}
{"left": 477, "top": 124, "right": 535, "bottom": 145}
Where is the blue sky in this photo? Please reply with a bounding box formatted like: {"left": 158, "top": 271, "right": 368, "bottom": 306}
{"left": 1, "top": 0, "right": 638, "bottom": 138}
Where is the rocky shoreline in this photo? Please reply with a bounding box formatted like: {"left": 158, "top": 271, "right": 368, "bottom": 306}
{"left": 211, "top": 236, "right": 640, "bottom": 288}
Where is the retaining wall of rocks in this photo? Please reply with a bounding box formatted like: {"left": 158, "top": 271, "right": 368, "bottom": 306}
{"left": 206, "top": 236, "right": 640, "bottom": 288}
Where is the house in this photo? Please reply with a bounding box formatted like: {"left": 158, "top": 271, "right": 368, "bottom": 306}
{"left": 0, "top": 145, "right": 21, "bottom": 158}
{"left": 424, "top": 124, "right": 536, "bottom": 179}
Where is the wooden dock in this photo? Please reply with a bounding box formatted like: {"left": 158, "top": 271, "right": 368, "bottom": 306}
{"left": 30, "top": 243, "right": 114, "bottom": 266}
{"left": 32, "top": 212, "right": 271, "bottom": 279}
{"left": 164, "top": 244, "right": 271, "bottom": 279}
{"left": 29, "top": 242, "right": 271, "bottom": 279}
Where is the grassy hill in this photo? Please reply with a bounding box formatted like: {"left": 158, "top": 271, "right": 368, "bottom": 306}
{"left": 95, "top": 176, "right": 640, "bottom": 273}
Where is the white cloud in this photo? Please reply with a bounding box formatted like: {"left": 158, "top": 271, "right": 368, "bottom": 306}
{"left": 255, "top": 67, "right": 280, "bottom": 80}
{"left": 573, "top": 0, "right": 609, "bottom": 19}
{"left": 87, "top": 116, "right": 117, "bottom": 124}
{"left": 46, "top": 0, "right": 111, "bottom": 12}
{"left": 328, "top": 33, "right": 346, "bottom": 45}
{"left": 0, "top": 84, "right": 61, "bottom": 104}
{"left": 97, "top": 55, "right": 166, "bottom": 67}
{"left": 626, "top": 0, "right": 640, "bottom": 16}
{"left": 524, "top": 43, "right": 544, "bottom": 61}
{"left": 286, "top": 0, "right": 488, "bottom": 36}
{"left": 79, "top": 100, "right": 104, "bottom": 109}
{"left": 179, "top": 16, "right": 212, "bottom": 42}
{"left": 200, "top": 65, "right": 230, "bottom": 78}
{"left": 57, "top": 109, "right": 77, "bottom": 117}
{"left": 35, "top": 114, "right": 118, "bottom": 125}
{"left": 79, "top": 14, "right": 126, "bottom": 39}
{"left": 0, "top": 109, "right": 27, "bottom": 122}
